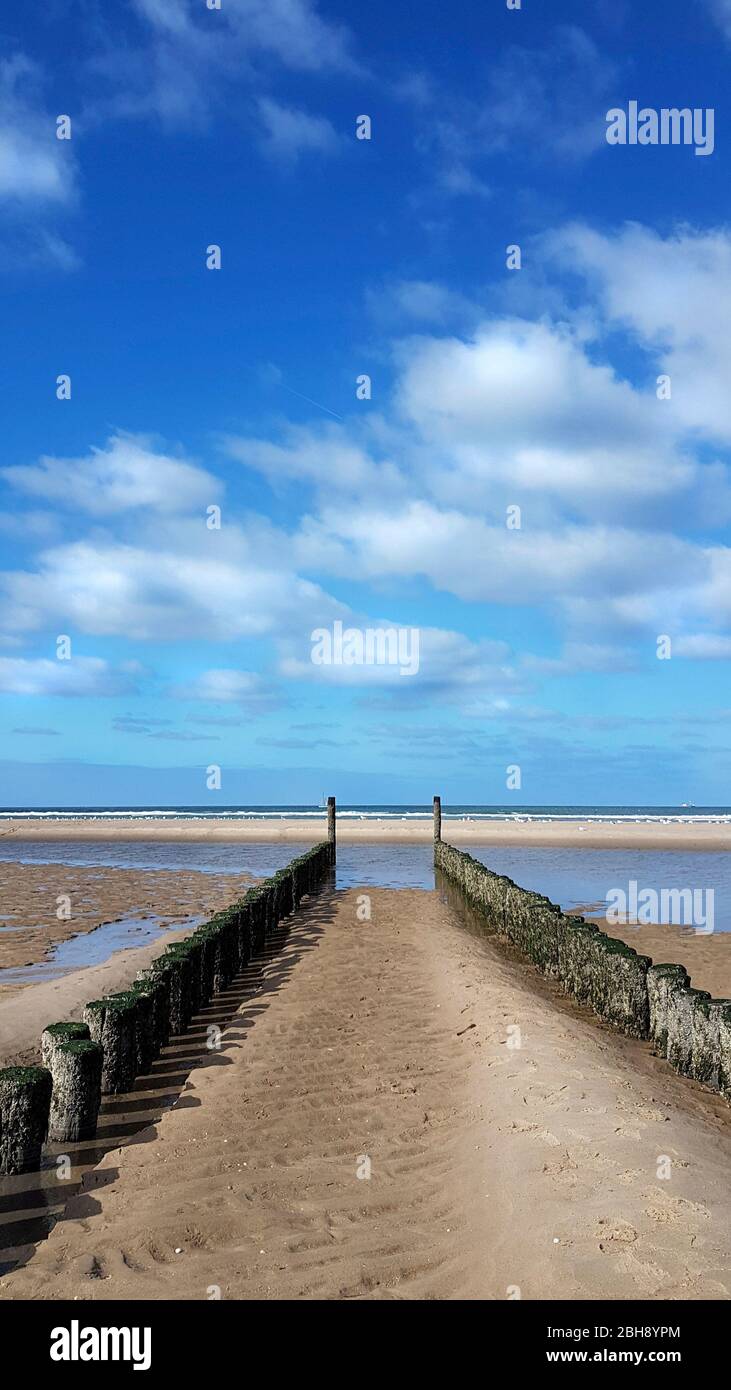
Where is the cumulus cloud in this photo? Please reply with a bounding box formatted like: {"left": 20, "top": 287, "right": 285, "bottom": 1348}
{"left": 0, "top": 656, "right": 139, "bottom": 697}
{"left": 392, "top": 319, "right": 706, "bottom": 518}
{"left": 7, "top": 220, "right": 731, "bottom": 715}
{"left": 549, "top": 223, "right": 731, "bottom": 447}
{"left": 2, "top": 433, "right": 220, "bottom": 516}
{"left": 172, "top": 669, "right": 283, "bottom": 711}
{"left": 223, "top": 423, "right": 403, "bottom": 496}
{"left": 231, "top": 313, "right": 730, "bottom": 528}
{"left": 0, "top": 520, "right": 345, "bottom": 642}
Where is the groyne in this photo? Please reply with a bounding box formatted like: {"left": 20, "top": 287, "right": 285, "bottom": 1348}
{"left": 434, "top": 830, "right": 731, "bottom": 1104}
{"left": 0, "top": 838, "right": 333, "bottom": 1176}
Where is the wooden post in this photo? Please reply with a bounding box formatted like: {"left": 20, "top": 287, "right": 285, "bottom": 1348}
{"left": 327, "top": 795, "right": 336, "bottom": 864}
{"left": 433, "top": 795, "right": 442, "bottom": 844}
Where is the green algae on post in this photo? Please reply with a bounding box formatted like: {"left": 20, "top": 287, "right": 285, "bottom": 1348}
{"left": 0, "top": 1065, "right": 53, "bottom": 1175}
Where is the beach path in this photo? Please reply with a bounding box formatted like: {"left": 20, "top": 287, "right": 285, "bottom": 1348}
{"left": 2, "top": 886, "right": 730, "bottom": 1301}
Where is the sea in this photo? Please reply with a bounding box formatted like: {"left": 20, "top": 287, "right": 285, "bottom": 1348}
{"left": 1, "top": 804, "right": 729, "bottom": 931}
{"left": 2, "top": 803, "right": 729, "bottom": 824}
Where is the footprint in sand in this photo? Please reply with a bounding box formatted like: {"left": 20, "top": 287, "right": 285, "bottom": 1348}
{"left": 645, "top": 1193, "right": 710, "bottom": 1225}
{"left": 595, "top": 1218, "right": 638, "bottom": 1246}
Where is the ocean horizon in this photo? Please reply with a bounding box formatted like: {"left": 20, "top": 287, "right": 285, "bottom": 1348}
{"left": 2, "top": 803, "right": 730, "bottom": 823}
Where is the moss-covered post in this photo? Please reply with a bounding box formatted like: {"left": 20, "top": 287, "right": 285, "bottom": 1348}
{"left": 135, "top": 970, "right": 171, "bottom": 1055}
{"left": 83, "top": 995, "right": 139, "bottom": 1094}
{"left": 41, "top": 1021, "right": 91, "bottom": 1068}
{"left": 128, "top": 986, "right": 155, "bottom": 1076}
{"left": 666, "top": 986, "right": 711, "bottom": 1075}
{"left": 327, "top": 795, "right": 336, "bottom": 865}
{"left": 149, "top": 949, "right": 192, "bottom": 1034}
{"left": 647, "top": 964, "right": 690, "bottom": 1056}
{"left": 0, "top": 1066, "right": 53, "bottom": 1174}
{"left": 719, "top": 1005, "right": 731, "bottom": 1099}
{"left": 433, "top": 795, "right": 442, "bottom": 855}
{"left": 691, "top": 997, "right": 731, "bottom": 1089}
{"left": 47, "top": 1039, "right": 103, "bottom": 1142}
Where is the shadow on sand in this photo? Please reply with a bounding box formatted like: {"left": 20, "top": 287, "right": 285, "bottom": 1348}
{"left": 0, "top": 884, "right": 338, "bottom": 1276}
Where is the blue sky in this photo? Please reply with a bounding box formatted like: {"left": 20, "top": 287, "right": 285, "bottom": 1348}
{"left": 2, "top": 0, "right": 731, "bottom": 806}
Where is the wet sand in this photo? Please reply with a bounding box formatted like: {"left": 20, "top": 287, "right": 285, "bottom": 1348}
{"left": 0, "top": 861, "right": 254, "bottom": 978}
{"left": 2, "top": 887, "right": 730, "bottom": 1302}
{"left": 0, "top": 928, "right": 189, "bottom": 1071}
{"left": 2, "top": 816, "right": 730, "bottom": 849}
{"left": 0, "top": 861, "right": 255, "bottom": 1069}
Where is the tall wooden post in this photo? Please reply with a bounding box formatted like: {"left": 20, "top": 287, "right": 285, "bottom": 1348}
{"left": 433, "top": 795, "right": 442, "bottom": 845}
{"left": 327, "top": 795, "right": 336, "bottom": 864}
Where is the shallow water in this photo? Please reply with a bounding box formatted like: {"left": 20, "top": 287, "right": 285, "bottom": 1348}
{"left": 1, "top": 839, "right": 729, "bottom": 931}
{"left": 0, "top": 914, "right": 202, "bottom": 986}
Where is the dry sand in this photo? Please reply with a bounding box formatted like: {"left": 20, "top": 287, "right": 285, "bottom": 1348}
{"left": 2, "top": 886, "right": 730, "bottom": 1301}
{"left": 595, "top": 919, "right": 731, "bottom": 1001}
{"left": 2, "top": 816, "right": 731, "bottom": 849}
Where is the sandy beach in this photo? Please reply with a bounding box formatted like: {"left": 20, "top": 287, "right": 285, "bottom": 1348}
{"left": 2, "top": 816, "right": 731, "bottom": 850}
{"left": 2, "top": 885, "right": 730, "bottom": 1302}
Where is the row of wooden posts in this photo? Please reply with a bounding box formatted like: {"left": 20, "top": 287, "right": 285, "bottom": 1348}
{"left": 0, "top": 819, "right": 337, "bottom": 1178}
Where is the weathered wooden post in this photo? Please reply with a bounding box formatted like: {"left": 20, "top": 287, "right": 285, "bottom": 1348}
{"left": 47, "top": 1040, "right": 103, "bottom": 1143}
{"left": 0, "top": 1066, "right": 52, "bottom": 1174}
{"left": 41, "top": 1021, "right": 91, "bottom": 1067}
{"left": 327, "top": 795, "right": 336, "bottom": 865}
{"left": 83, "top": 995, "right": 139, "bottom": 1094}
{"left": 433, "top": 795, "right": 442, "bottom": 848}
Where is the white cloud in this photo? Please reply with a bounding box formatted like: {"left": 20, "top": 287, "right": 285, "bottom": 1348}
{"left": 279, "top": 623, "right": 522, "bottom": 695}
{"left": 1, "top": 525, "right": 344, "bottom": 642}
{"left": 366, "top": 278, "right": 479, "bottom": 328}
{"left": 393, "top": 319, "right": 703, "bottom": 517}
{"left": 132, "top": 0, "right": 355, "bottom": 73}
{"left": 234, "top": 314, "right": 728, "bottom": 526}
{"left": 221, "top": 281, "right": 731, "bottom": 652}
{"left": 674, "top": 634, "right": 731, "bottom": 660}
{"left": 256, "top": 97, "right": 338, "bottom": 161}
{"left": 294, "top": 502, "right": 704, "bottom": 612}
{"left": 95, "top": 0, "right": 357, "bottom": 131}
{"left": 549, "top": 223, "right": 731, "bottom": 447}
{"left": 0, "top": 656, "right": 138, "bottom": 697}
{"left": 0, "top": 56, "right": 75, "bottom": 204}
{"left": 7, "top": 221, "right": 731, "bottom": 702}
{"left": 172, "top": 668, "right": 283, "bottom": 710}
{"left": 3, "top": 433, "right": 220, "bottom": 516}
{"left": 223, "top": 423, "right": 403, "bottom": 495}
